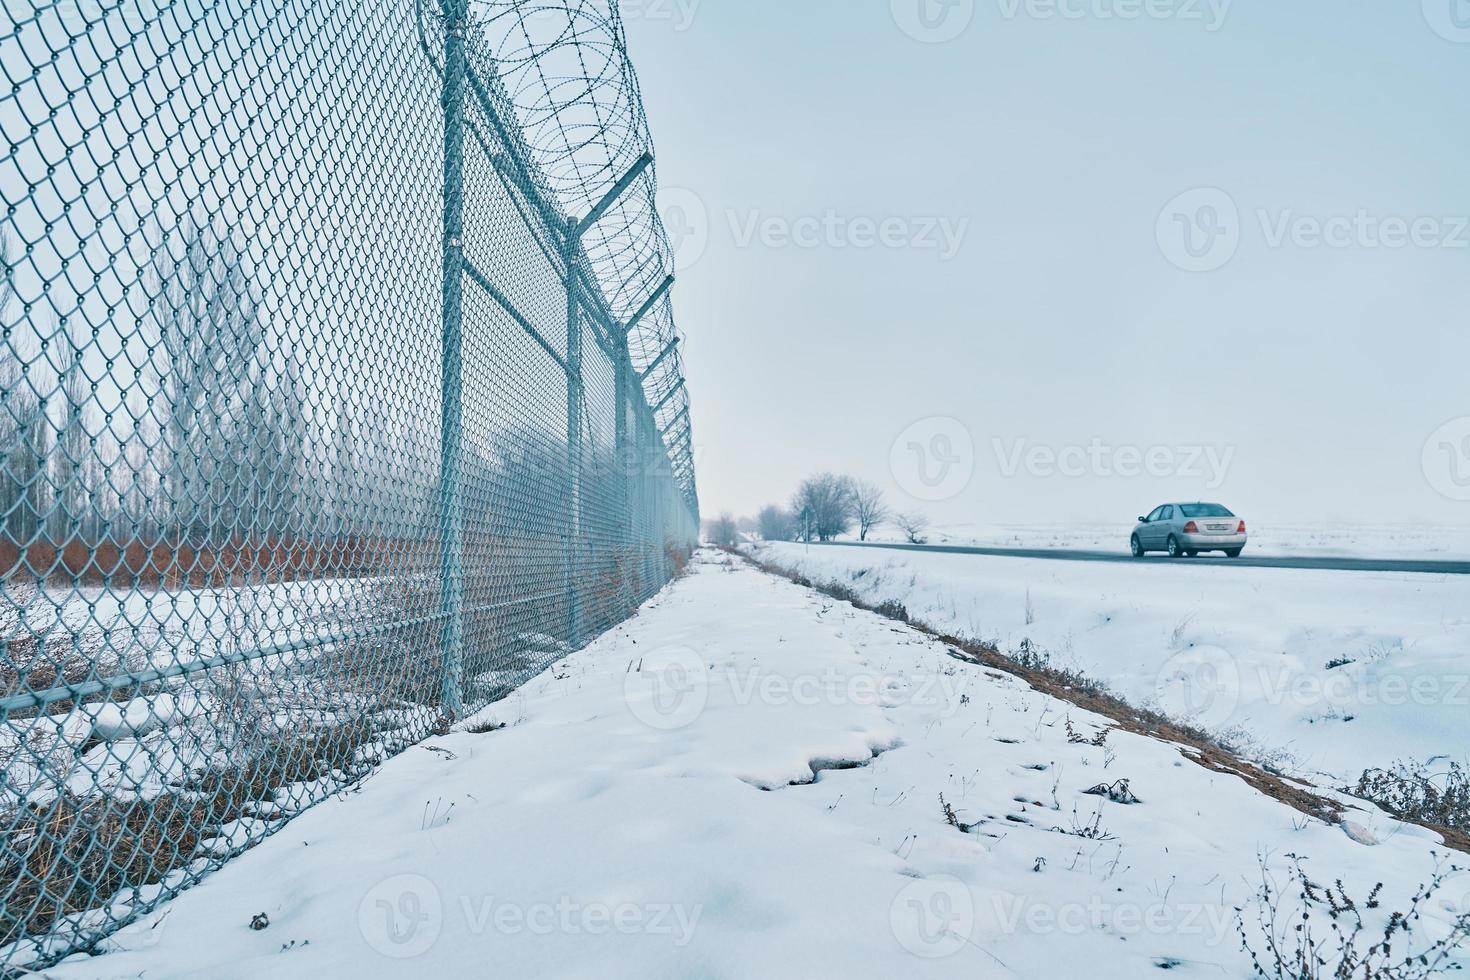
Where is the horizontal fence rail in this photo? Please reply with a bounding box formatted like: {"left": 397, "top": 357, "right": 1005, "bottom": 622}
{"left": 0, "top": 0, "right": 698, "bottom": 968}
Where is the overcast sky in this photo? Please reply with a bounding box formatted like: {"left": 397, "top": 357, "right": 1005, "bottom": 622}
{"left": 622, "top": 1, "right": 1470, "bottom": 526}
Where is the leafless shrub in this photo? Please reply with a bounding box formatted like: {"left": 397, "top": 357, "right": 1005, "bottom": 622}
{"left": 1238, "top": 856, "right": 1470, "bottom": 979}
{"left": 1053, "top": 805, "right": 1115, "bottom": 841}
{"left": 1350, "top": 761, "right": 1470, "bottom": 833}
{"left": 873, "top": 598, "right": 910, "bottom": 622}
{"left": 756, "top": 505, "right": 795, "bottom": 542}
{"left": 939, "top": 792, "right": 975, "bottom": 833}
{"left": 705, "top": 513, "right": 739, "bottom": 548}
{"left": 894, "top": 510, "right": 929, "bottom": 544}
{"left": 1083, "top": 779, "right": 1140, "bottom": 805}
{"left": 1066, "top": 717, "right": 1110, "bottom": 748}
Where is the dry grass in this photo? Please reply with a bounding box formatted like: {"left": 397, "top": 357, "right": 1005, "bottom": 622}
{"left": 0, "top": 713, "right": 393, "bottom": 949}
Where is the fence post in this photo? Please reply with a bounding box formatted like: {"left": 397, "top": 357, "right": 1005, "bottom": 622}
{"left": 564, "top": 218, "right": 584, "bottom": 646}
{"left": 437, "top": 0, "right": 468, "bottom": 716}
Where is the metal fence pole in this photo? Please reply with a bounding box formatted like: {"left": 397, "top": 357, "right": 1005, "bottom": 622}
{"left": 437, "top": 0, "right": 468, "bottom": 715}
{"left": 564, "top": 219, "right": 584, "bottom": 647}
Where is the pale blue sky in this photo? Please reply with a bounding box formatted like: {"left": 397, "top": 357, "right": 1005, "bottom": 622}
{"left": 624, "top": 1, "right": 1470, "bottom": 525}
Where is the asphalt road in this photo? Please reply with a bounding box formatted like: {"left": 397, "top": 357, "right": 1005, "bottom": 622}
{"left": 804, "top": 540, "right": 1470, "bottom": 576}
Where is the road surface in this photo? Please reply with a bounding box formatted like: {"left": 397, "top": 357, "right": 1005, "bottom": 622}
{"left": 805, "top": 540, "right": 1470, "bottom": 575}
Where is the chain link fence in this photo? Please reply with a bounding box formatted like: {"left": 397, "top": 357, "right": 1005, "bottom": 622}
{"left": 0, "top": 0, "right": 698, "bottom": 968}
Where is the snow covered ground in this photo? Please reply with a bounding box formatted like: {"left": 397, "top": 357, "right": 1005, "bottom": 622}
{"left": 756, "top": 542, "right": 1470, "bottom": 784}
{"left": 860, "top": 522, "right": 1470, "bottom": 560}
{"left": 44, "top": 551, "right": 1469, "bottom": 979}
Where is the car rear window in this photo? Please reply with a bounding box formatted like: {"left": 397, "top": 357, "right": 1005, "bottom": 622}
{"left": 1179, "top": 504, "right": 1235, "bottom": 518}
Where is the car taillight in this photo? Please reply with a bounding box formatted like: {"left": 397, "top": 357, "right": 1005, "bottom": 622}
{"left": 1237, "top": 521, "right": 1247, "bottom": 533}
{"left": 1183, "top": 521, "right": 1198, "bottom": 533}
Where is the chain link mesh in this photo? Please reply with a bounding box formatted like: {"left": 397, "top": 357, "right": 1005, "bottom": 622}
{"left": 0, "top": 0, "right": 698, "bottom": 967}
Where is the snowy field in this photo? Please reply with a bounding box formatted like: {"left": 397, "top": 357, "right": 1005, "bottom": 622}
{"left": 859, "top": 522, "right": 1470, "bottom": 560}
{"left": 45, "top": 551, "right": 1469, "bottom": 979}
{"left": 756, "top": 542, "right": 1470, "bottom": 784}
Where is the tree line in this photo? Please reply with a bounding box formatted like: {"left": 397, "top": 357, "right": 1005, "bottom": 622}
{"left": 705, "top": 473, "right": 931, "bottom": 547}
{"left": 1, "top": 218, "right": 621, "bottom": 554}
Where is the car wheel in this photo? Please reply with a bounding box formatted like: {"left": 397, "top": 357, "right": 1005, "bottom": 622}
{"left": 1224, "top": 548, "right": 1242, "bottom": 558}
{"left": 1166, "top": 535, "right": 1182, "bottom": 558}
{"left": 1130, "top": 534, "right": 1144, "bottom": 557}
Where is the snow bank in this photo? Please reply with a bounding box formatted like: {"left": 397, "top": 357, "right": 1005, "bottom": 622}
{"left": 758, "top": 542, "right": 1470, "bottom": 784}
{"left": 44, "top": 551, "right": 1469, "bottom": 979}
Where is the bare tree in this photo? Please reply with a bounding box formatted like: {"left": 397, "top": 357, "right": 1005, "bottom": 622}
{"left": 49, "top": 319, "right": 95, "bottom": 544}
{"left": 757, "top": 505, "right": 794, "bottom": 542}
{"left": 147, "top": 214, "right": 265, "bottom": 544}
{"left": 705, "top": 512, "right": 739, "bottom": 548}
{"left": 895, "top": 510, "right": 930, "bottom": 545}
{"left": 791, "top": 473, "right": 855, "bottom": 542}
{"left": 848, "top": 479, "right": 888, "bottom": 541}
{"left": 1, "top": 232, "right": 50, "bottom": 543}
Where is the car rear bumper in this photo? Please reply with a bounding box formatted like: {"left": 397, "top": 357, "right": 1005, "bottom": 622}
{"left": 1180, "top": 533, "right": 1247, "bottom": 550}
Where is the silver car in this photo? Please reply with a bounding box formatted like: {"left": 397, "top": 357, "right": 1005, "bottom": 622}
{"left": 1130, "top": 502, "right": 1247, "bottom": 558}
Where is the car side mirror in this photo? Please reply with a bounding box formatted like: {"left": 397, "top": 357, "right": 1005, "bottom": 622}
{"left": 1137, "top": 516, "right": 1148, "bottom": 523}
